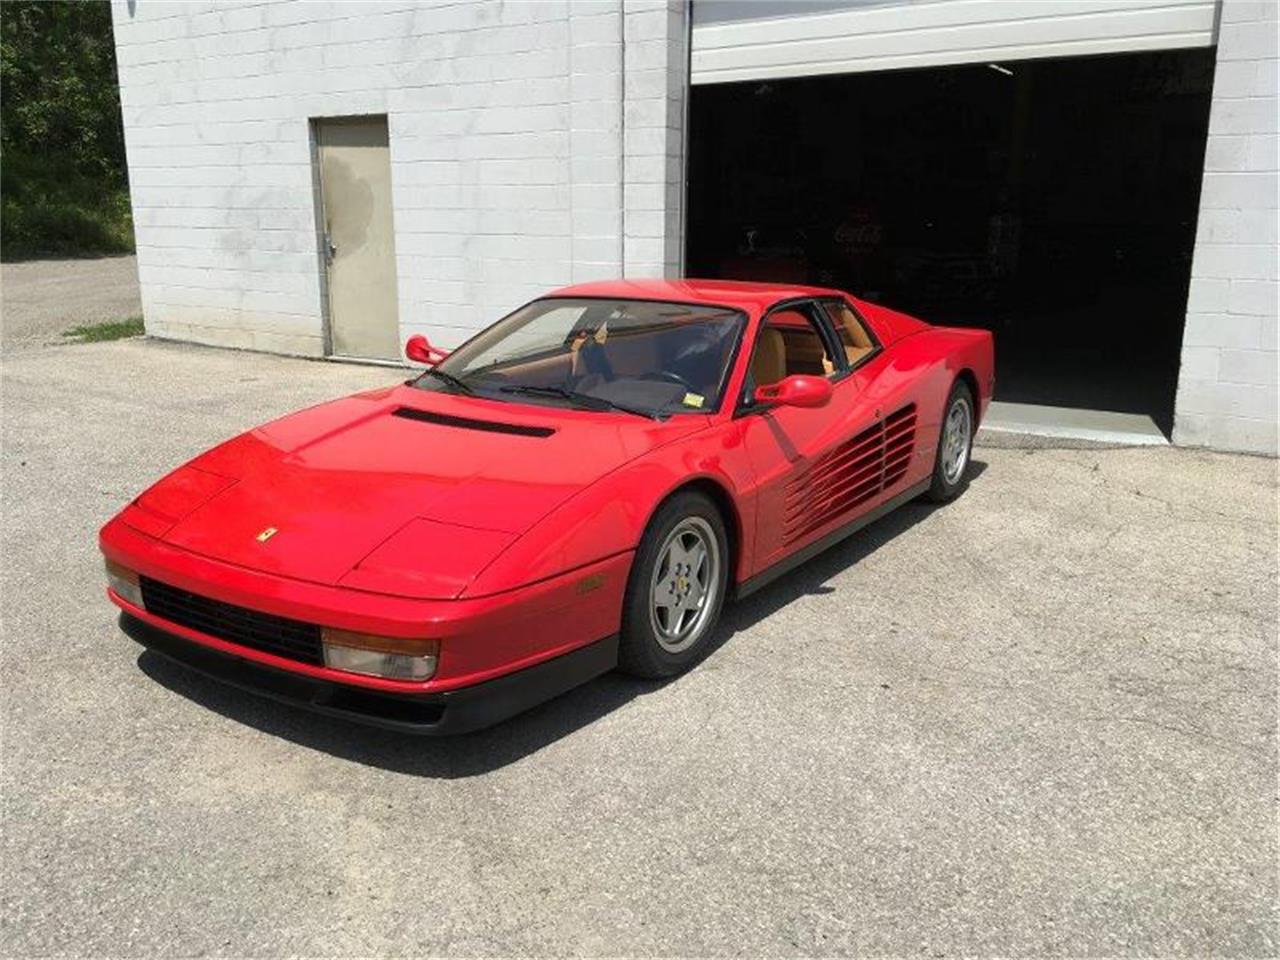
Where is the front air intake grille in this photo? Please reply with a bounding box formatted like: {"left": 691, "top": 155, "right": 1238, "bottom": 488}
{"left": 139, "top": 577, "right": 324, "bottom": 666}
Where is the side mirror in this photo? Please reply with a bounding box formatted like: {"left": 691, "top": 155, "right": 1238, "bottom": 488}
{"left": 753, "top": 374, "right": 833, "bottom": 409}
{"left": 405, "top": 333, "right": 449, "bottom": 366}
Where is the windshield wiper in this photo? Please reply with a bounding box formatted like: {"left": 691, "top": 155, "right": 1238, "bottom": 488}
{"left": 499, "top": 384, "right": 662, "bottom": 421}
{"left": 419, "top": 367, "right": 473, "bottom": 395}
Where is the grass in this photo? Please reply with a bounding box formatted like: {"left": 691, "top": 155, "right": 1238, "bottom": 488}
{"left": 63, "top": 316, "right": 144, "bottom": 343}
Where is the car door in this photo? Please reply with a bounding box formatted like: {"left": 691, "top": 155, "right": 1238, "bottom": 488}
{"left": 821, "top": 297, "right": 934, "bottom": 497}
{"left": 739, "top": 297, "right": 920, "bottom": 578}
{"left": 738, "top": 299, "right": 867, "bottom": 575}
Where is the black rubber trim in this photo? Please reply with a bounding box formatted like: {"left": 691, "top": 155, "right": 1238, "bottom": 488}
{"left": 391, "top": 407, "right": 555, "bottom": 438}
{"left": 120, "top": 612, "right": 619, "bottom": 735}
{"left": 736, "top": 478, "right": 930, "bottom": 599}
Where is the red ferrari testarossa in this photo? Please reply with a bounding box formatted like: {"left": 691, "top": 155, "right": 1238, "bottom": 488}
{"left": 101, "top": 279, "right": 993, "bottom": 733}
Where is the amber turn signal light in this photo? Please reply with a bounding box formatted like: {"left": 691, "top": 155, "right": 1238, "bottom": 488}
{"left": 320, "top": 627, "right": 439, "bottom": 681}
{"left": 104, "top": 559, "right": 144, "bottom": 609}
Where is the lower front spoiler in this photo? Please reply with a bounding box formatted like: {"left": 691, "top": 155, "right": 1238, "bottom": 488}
{"left": 119, "top": 613, "right": 619, "bottom": 735}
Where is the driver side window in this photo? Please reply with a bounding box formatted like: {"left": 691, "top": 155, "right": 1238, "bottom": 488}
{"left": 748, "top": 303, "right": 838, "bottom": 389}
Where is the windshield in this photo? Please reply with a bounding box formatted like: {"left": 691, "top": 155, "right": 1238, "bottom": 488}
{"left": 415, "top": 298, "right": 746, "bottom": 417}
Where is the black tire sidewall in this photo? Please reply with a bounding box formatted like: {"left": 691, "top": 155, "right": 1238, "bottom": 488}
{"left": 928, "top": 381, "right": 975, "bottom": 502}
{"left": 618, "top": 491, "right": 729, "bottom": 678}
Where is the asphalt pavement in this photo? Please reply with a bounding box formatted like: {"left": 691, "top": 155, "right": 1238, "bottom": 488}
{"left": 2, "top": 338, "right": 1276, "bottom": 956}
{"left": 1, "top": 255, "right": 141, "bottom": 350}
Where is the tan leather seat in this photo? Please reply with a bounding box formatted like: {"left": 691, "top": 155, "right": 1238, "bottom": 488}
{"left": 844, "top": 320, "right": 873, "bottom": 350}
{"left": 845, "top": 344, "right": 873, "bottom": 365}
{"left": 751, "top": 327, "right": 787, "bottom": 385}
{"left": 830, "top": 302, "right": 875, "bottom": 366}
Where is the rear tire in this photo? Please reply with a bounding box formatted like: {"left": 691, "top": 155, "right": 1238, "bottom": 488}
{"left": 926, "top": 380, "right": 975, "bottom": 503}
{"left": 618, "top": 491, "right": 729, "bottom": 679}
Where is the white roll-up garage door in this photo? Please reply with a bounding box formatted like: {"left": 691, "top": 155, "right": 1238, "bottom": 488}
{"left": 691, "top": 0, "right": 1219, "bottom": 85}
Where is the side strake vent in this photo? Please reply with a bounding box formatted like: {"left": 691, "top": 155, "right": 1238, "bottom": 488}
{"left": 391, "top": 407, "right": 555, "bottom": 438}
{"left": 783, "top": 402, "right": 917, "bottom": 546}
{"left": 882, "top": 404, "right": 917, "bottom": 489}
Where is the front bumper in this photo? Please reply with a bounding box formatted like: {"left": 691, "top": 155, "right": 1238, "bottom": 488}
{"left": 121, "top": 612, "right": 619, "bottom": 735}
{"left": 100, "top": 514, "right": 631, "bottom": 691}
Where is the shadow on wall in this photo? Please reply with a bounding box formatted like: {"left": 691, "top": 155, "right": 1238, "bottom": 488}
{"left": 136, "top": 462, "right": 986, "bottom": 777}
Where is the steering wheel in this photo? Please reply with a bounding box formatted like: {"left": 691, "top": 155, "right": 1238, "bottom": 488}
{"left": 637, "top": 370, "right": 695, "bottom": 391}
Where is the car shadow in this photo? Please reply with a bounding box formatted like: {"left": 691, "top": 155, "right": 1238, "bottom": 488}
{"left": 136, "top": 460, "right": 987, "bottom": 778}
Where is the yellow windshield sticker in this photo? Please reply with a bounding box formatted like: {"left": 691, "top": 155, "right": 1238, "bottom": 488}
{"left": 682, "top": 392, "right": 705, "bottom": 408}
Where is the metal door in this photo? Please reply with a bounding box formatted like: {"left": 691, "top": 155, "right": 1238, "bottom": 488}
{"left": 315, "top": 116, "right": 400, "bottom": 360}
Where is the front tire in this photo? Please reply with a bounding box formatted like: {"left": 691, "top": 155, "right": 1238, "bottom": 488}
{"left": 926, "top": 380, "right": 975, "bottom": 502}
{"left": 618, "top": 491, "right": 729, "bottom": 678}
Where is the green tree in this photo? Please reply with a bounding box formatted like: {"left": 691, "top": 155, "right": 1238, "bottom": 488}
{"left": 1, "top": 0, "right": 133, "bottom": 258}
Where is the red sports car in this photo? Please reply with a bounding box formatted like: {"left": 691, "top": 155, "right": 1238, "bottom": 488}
{"left": 101, "top": 280, "right": 993, "bottom": 733}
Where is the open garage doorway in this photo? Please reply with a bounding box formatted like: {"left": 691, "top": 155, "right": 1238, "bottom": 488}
{"left": 686, "top": 50, "right": 1215, "bottom": 437}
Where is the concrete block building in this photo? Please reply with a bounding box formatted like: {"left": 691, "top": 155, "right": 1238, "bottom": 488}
{"left": 111, "top": 0, "right": 1278, "bottom": 454}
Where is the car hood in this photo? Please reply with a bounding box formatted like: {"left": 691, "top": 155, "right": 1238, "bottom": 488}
{"left": 125, "top": 385, "right": 705, "bottom": 598}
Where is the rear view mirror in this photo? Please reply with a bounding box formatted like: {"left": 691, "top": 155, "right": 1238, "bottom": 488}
{"left": 754, "top": 374, "right": 833, "bottom": 409}
{"left": 405, "top": 334, "right": 449, "bottom": 366}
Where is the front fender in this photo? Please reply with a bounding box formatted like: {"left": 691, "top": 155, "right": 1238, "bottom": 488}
{"left": 462, "top": 420, "right": 754, "bottom": 598}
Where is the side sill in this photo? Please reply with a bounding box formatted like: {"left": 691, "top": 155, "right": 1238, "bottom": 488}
{"left": 736, "top": 478, "right": 930, "bottom": 599}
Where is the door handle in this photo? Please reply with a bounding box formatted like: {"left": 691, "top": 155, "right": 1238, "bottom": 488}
{"left": 323, "top": 231, "right": 336, "bottom": 264}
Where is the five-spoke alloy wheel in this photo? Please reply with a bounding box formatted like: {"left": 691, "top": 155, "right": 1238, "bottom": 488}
{"left": 648, "top": 516, "right": 721, "bottom": 654}
{"left": 620, "top": 491, "right": 728, "bottom": 677}
{"left": 927, "top": 380, "right": 975, "bottom": 502}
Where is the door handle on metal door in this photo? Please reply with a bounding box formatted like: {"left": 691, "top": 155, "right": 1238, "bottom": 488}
{"left": 323, "top": 231, "right": 336, "bottom": 264}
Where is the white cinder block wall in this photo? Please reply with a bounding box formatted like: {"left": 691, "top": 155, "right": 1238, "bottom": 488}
{"left": 1175, "top": 0, "right": 1278, "bottom": 455}
{"left": 111, "top": 0, "right": 687, "bottom": 356}
{"left": 114, "top": 0, "right": 1277, "bottom": 454}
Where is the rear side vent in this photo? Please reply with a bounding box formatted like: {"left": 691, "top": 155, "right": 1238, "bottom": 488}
{"left": 882, "top": 404, "right": 917, "bottom": 488}
{"left": 782, "top": 402, "right": 917, "bottom": 546}
{"left": 391, "top": 408, "right": 555, "bottom": 438}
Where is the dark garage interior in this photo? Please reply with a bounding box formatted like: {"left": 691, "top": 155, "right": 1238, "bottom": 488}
{"left": 686, "top": 49, "right": 1216, "bottom": 435}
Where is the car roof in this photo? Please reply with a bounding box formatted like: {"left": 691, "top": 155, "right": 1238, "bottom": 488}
{"left": 546, "top": 278, "right": 847, "bottom": 312}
